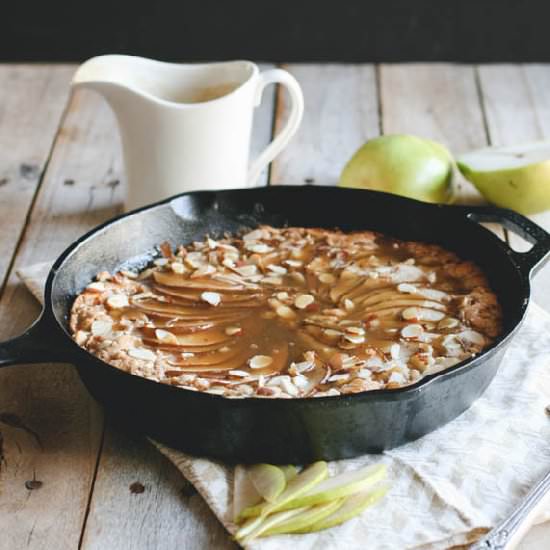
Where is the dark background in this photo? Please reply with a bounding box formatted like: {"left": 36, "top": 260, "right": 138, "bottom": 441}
{"left": 3, "top": 0, "right": 550, "bottom": 62}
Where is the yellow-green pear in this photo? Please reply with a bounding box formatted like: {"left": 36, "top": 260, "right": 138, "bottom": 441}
{"left": 457, "top": 141, "right": 550, "bottom": 214}
{"left": 340, "top": 134, "right": 454, "bottom": 203}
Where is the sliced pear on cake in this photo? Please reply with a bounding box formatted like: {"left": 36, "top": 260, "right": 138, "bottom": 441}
{"left": 457, "top": 141, "right": 550, "bottom": 214}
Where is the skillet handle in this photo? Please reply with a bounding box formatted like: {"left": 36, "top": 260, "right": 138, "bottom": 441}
{"left": 462, "top": 205, "right": 550, "bottom": 277}
{"left": 0, "top": 311, "right": 67, "bottom": 367}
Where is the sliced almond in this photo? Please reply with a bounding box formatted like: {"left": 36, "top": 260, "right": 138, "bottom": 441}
{"left": 343, "top": 298, "right": 355, "bottom": 311}
{"left": 318, "top": 273, "right": 336, "bottom": 284}
{"left": 201, "top": 291, "right": 222, "bottom": 306}
{"left": 106, "top": 294, "right": 129, "bottom": 309}
{"left": 128, "top": 348, "right": 156, "bottom": 361}
{"left": 249, "top": 355, "right": 274, "bottom": 369}
{"left": 171, "top": 262, "right": 185, "bottom": 274}
{"left": 225, "top": 326, "right": 242, "bottom": 336}
{"left": 245, "top": 242, "right": 273, "bottom": 254}
{"left": 438, "top": 317, "right": 459, "bottom": 330}
{"left": 155, "top": 329, "right": 178, "bottom": 345}
{"left": 401, "top": 324, "right": 424, "bottom": 339}
{"left": 191, "top": 264, "right": 216, "bottom": 278}
{"left": 344, "top": 333, "right": 365, "bottom": 345}
{"left": 267, "top": 264, "right": 287, "bottom": 275}
{"left": 276, "top": 305, "right": 297, "bottom": 320}
{"left": 276, "top": 292, "right": 289, "bottom": 301}
{"left": 91, "top": 319, "right": 112, "bottom": 336}
{"left": 397, "top": 283, "right": 417, "bottom": 294}
{"left": 402, "top": 306, "right": 445, "bottom": 322}
{"left": 294, "top": 294, "right": 314, "bottom": 309}
{"left": 233, "top": 265, "right": 258, "bottom": 278}
{"left": 262, "top": 276, "right": 283, "bottom": 286}
{"left": 86, "top": 282, "right": 105, "bottom": 293}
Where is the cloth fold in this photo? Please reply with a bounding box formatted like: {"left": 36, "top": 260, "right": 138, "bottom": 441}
{"left": 18, "top": 262, "right": 550, "bottom": 549}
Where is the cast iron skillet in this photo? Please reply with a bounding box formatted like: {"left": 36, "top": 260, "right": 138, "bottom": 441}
{"left": 1, "top": 186, "right": 550, "bottom": 464}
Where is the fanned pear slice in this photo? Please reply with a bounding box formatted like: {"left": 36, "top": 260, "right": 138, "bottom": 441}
{"left": 233, "top": 465, "right": 262, "bottom": 522}
{"left": 294, "top": 483, "right": 390, "bottom": 533}
{"left": 281, "top": 463, "right": 387, "bottom": 510}
{"left": 279, "top": 465, "right": 298, "bottom": 482}
{"left": 247, "top": 464, "right": 286, "bottom": 503}
{"left": 239, "top": 461, "right": 328, "bottom": 520}
{"left": 261, "top": 499, "right": 344, "bottom": 537}
{"left": 457, "top": 140, "right": 550, "bottom": 214}
{"left": 153, "top": 270, "right": 247, "bottom": 292}
{"left": 235, "top": 508, "right": 306, "bottom": 542}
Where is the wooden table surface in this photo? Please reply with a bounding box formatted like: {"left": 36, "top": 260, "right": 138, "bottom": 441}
{"left": 0, "top": 63, "right": 549, "bottom": 549}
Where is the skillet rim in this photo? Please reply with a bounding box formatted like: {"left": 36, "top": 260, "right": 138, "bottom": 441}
{"left": 44, "top": 185, "right": 533, "bottom": 404}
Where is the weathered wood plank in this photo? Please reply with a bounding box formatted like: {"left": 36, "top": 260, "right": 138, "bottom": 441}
{"left": 0, "top": 88, "right": 123, "bottom": 549}
{"left": 270, "top": 64, "right": 379, "bottom": 186}
{"left": 0, "top": 64, "right": 74, "bottom": 288}
{"left": 477, "top": 64, "right": 550, "bottom": 312}
{"left": 80, "top": 65, "right": 276, "bottom": 550}
{"left": 80, "top": 426, "right": 235, "bottom": 550}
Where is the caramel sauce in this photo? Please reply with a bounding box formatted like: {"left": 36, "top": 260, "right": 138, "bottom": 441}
{"left": 72, "top": 226, "right": 501, "bottom": 397}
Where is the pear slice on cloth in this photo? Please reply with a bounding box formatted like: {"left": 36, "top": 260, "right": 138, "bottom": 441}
{"left": 248, "top": 464, "right": 287, "bottom": 503}
{"left": 281, "top": 463, "right": 387, "bottom": 510}
{"left": 261, "top": 499, "right": 344, "bottom": 537}
{"left": 457, "top": 140, "right": 550, "bottom": 214}
{"left": 295, "top": 483, "right": 390, "bottom": 533}
{"left": 279, "top": 465, "right": 299, "bottom": 482}
{"left": 233, "top": 465, "right": 262, "bottom": 522}
{"left": 235, "top": 508, "right": 306, "bottom": 543}
{"left": 239, "top": 461, "right": 328, "bottom": 520}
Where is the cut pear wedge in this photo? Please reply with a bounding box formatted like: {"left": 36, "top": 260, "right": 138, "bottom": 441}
{"left": 457, "top": 140, "right": 550, "bottom": 214}
{"left": 281, "top": 463, "right": 387, "bottom": 510}
{"left": 261, "top": 499, "right": 344, "bottom": 537}
{"left": 294, "top": 483, "right": 390, "bottom": 533}
{"left": 248, "top": 464, "right": 287, "bottom": 503}
{"left": 233, "top": 465, "right": 262, "bottom": 522}
{"left": 239, "top": 461, "right": 328, "bottom": 521}
{"left": 279, "top": 465, "right": 299, "bottom": 482}
{"left": 236, "top": 508, "right": 307, "bottom": 542}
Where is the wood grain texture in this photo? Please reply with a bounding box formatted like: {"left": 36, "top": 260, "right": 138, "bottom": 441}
{"left": 80, "top": 425, "right": 235, "bottom": 550}
{"left": 270, "top": 64, "right": 379, "bottom": 186}
{"left": 0, "top": 64, "right": 74, "bottom": 288}
{"left": 477, "top": 64, "right": 550, "bottom": 310}
{"left": 0, "top": 88, "right": 123, "bottom": 549}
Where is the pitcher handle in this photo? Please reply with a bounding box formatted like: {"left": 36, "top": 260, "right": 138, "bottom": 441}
{"left": 247, "top": 68, "right": 304, "bottom": 187}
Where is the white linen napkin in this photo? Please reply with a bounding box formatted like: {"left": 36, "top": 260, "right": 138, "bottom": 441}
{"left": 18, "top": 262, "right": 550, "bottom": 549}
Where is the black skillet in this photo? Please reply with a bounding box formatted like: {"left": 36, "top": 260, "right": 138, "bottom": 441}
{"left": 1, "top": 186, "right": 550, "bottom": 464}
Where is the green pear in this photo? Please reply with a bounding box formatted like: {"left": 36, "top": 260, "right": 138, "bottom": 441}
{"left": 247, "top": 464, "right": 287, "bottom": 503}
{"left": 281, "top": 463, "right": 387, "bottom": 510}
{"left": 239, "top": 461, "right": 328, "bottom": 521}
{"left": 339, "top": 134, "right": 454, "bottom": 204}
{"left": 457, "top": 141, "right": 550, "bottom": 214}
{"left": 295, "top": 483, "right": 390, "bottom": 533}
{"left": 236, "top": 507, "right": 308, "bottom": 543}
{"left": 233, "top": 465, "right": 262, "bottom": 522}
{"left": 261, "top": 499, "right": 343, "bottom": 537}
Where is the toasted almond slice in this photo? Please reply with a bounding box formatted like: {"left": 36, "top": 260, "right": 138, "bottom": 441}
{"left": 438, "top": 317, "right": 460, "bottom": 329}
{"left": 128, "top": 348, "right": 156, "bottom": 361}
{"left": 344, "top": 333, "right": 365, "bottom": 345}
{"left": 267, "top": 264, "right": 287, "bottom": 275}
{"left": 91, "top": 319, "right": 112, "bottom": 336}
{"left": 318, "top": 273, "right": 336, "bottom": 284}
{"left": 343, "top": 298, "right": 355, "bottom": 311}
{"left": 86, "top": 282, "right": 106, "bottom": 293}
{"left": 106, "top": 294, "right": 129, "bottom": 309}
{"left": 246, "top": 243, "right": 273, "bottom": 254}
{"left": 232, "top": 265, "right": 258, "bottom": 278}
{"left": 262, "top": 276, "right": 283, "bottom": 286}
{"left": 155, "top": 329, "right": 179, "bottom": 345}
{"left": 201, "top": 291, "right": 222, "bottom": 306}
{"left": 171, "top": 262, "right": 185, "bottom": 274}
{"left": 294, "top": 294, "right": 314, "bottom": 309}
{"left": 225, "top": 326, "right": 242, "bottom": 336}
{"left": 249, "top": 355, "right": 274, "bottom": 369}
{"left": 401, "top": 324, "right": 424, "bottom": 339}
{"left": 402, "top": 307, "right": 445, "bottom": 322}
{"left": 191, "top": 265, "right": 216, "bottom": 278}
{"left": 276, "top": 305, "right": 297, "bottom": 320}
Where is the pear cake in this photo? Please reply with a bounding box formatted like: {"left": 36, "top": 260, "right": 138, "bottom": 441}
{"left": 70, "top": 226, "right": 502, "bottom": 398}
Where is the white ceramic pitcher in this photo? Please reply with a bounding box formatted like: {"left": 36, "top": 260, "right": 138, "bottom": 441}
{"left": 72, "top": 55, "right": 304, "bottom": 210}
